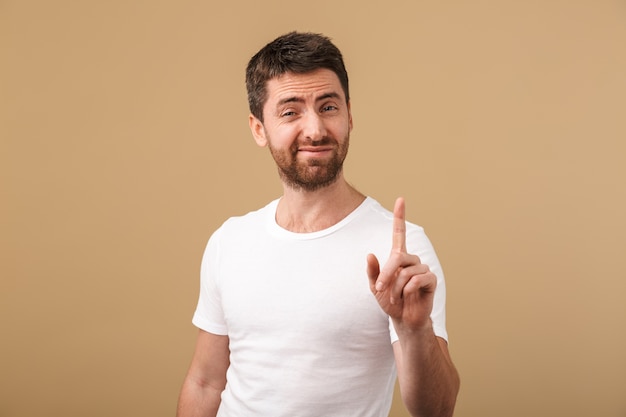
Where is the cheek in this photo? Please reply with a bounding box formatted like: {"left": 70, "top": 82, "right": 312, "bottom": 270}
{"left": 267, "top": 126, "right": 298, "bottom": 149}
{"left": 331, "top": 120, "right": 351, "bottom": 139}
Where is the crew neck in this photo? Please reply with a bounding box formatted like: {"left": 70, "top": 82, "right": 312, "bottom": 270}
{"left": 266, "top": 197, "right": 373, "bottom": 240}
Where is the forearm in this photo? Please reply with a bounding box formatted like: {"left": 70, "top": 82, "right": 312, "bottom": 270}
{"left": 176, "top": 376, "right": 223, "bottom": 417}
{"left": 394, "top": 321, "right": 460, "bottom": 417}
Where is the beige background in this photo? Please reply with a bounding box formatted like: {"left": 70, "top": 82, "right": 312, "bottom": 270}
{"left": 2, "top": 1, "right": 625, "bottom": 416}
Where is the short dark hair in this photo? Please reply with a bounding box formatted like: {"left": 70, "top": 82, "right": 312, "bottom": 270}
{"left": 245, "top": 31, "right": 350, "bottom": 122}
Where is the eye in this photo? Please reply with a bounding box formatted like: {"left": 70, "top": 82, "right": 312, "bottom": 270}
{"left": 321, "top": 104, "right": 338, "bottom": 112}
{"left": 280, "top": 110, "right": 297, "bottom": 117}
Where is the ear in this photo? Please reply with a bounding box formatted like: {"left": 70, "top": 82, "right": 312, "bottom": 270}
{"left": 347, "top": 101, "right": 353, "bottom": 132}
{"left": 249, "top": 114, "right": 268, "bottom": 147}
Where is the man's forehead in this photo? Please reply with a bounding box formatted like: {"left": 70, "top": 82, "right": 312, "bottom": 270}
{"left": 266, "top": 69, "right": 344, "bottom": 102}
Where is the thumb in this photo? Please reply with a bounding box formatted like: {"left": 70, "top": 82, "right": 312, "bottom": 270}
{"left": 366, "top": 253, "right": 380, "bottom": 291}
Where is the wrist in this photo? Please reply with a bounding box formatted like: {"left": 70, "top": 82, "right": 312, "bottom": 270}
{"left": 392, "top": 317, "right": 435, "bottom": 339}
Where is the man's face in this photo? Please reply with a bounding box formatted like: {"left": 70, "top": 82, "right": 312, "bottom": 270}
{"left": 249, "top": 68, "right": 353, "bottom": 191}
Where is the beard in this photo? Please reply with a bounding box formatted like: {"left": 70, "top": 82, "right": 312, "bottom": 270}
{"left": 268, "top": 134, "right": 350, "bottom": 192}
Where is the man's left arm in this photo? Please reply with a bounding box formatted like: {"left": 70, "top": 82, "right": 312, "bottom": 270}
{"left": 391, "top": 322, "right": 460, "bottom": 417}
{"left": 366, "top": 197, "right": 460, "bottom": 417}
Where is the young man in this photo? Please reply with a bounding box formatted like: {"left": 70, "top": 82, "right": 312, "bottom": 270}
{"left": 177, "top": 32, "right": 460, "bottom": 417}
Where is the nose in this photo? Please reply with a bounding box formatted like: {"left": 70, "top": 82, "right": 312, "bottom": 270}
{"left": 302, "top": 111, "right": 326, "bottom": 142}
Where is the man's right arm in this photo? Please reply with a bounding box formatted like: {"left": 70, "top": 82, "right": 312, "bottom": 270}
{"left": 176, "top": 329, "right": 230, "bottom": 417}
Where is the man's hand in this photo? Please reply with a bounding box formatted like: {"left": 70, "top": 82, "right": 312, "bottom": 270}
{"left": 367, "top": 197, "right": 436, "bottom": 332}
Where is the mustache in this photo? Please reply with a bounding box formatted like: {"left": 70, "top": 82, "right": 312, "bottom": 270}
{"left": 293, "top": 137, "right": 337, "bottom": 150}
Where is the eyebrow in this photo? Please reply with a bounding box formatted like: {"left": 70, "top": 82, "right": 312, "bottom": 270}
{"left": 277, "top": 92, "right": 342, "bottom": 107}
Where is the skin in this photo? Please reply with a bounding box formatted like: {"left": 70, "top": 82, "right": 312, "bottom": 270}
{"left": 177, "top": 68, "right": 459, "bottom": 417}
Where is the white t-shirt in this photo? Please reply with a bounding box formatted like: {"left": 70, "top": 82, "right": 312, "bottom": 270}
{"left": 193, "top": 197, "right": 448, "bottom": 417}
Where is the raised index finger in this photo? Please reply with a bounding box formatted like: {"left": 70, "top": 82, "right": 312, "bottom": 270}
{"left": 392, "top": 197, "right": 407, "bottom": 253}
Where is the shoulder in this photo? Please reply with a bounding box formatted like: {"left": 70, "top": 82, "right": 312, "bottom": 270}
{"left": 218, "top": 199, "right": 277, "bottom": 232}
{"left": 361, "top": 197, "right": 433, "bottom": 257}
{"left": 205, "top": 199, "right": 278, "bottom": 248}
{"left": 362, "top": 197, "right": 425, "bottom": 234}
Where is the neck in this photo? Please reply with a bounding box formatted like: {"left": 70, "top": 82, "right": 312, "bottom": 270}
{"left": 276, "top": 176, "right": 365, "bottom": 233}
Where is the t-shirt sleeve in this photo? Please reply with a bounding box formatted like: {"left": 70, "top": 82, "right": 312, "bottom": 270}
{"left": 192, "top": 227, "right": 229, "bottom": 335}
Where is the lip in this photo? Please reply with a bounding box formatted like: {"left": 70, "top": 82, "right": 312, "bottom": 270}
{"left": 297, "top": 146, "right": 334, "bottom": 154}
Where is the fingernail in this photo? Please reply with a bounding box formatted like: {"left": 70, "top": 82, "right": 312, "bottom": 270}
{"left": 376, "top": 281, "right": 384, "bottom": 291}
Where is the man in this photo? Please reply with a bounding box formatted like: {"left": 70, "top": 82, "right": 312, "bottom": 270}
{"left": 177, "top": 32, "right": 460, "bottom": 417}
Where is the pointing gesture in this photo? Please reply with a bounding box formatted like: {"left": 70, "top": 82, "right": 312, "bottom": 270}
{"left": 392, "top": 197, "right": 407, "bottom": 254}
{"left": 367, "top": 197, "right": 437, "bottom": 331}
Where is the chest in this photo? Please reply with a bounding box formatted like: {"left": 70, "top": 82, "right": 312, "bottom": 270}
{"left": 216, "top": 237, "right": 390, "bottom": 345}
